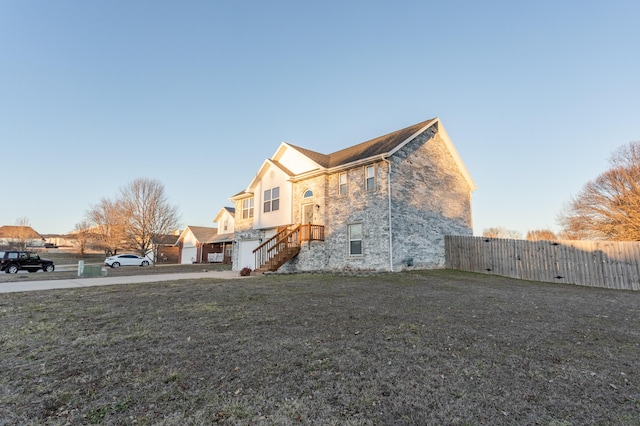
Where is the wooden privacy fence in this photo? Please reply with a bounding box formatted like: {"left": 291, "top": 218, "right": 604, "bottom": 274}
{"left": 445, "top": 236, "right": 640, "bottom": 291}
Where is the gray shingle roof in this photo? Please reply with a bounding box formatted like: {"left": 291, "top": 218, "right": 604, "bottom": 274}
{"left": 287, "top": 118, "right": 436, "bottom": 168}
{"left": 208, "top": 233, "right": 234, "bottom": 243}
{"left": 185, "top": 226, "right": 218, "bottom": 243}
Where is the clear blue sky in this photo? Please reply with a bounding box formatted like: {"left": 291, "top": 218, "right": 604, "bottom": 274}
{"left": 1, "top": 1, "right": 639, "bottom": 237}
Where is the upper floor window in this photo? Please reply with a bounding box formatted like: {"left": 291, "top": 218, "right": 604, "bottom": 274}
{"left": 339, "top": 172, "right": 347, "bottom": 196}
{"left": 348, "top": 223, "right": 363, "bottom": 256}
{"left": 242, "top": 198, "right": 254, "bottom": 219}
{"left": 365, "top": 165, "right": 375, "bottom": 191}
{"left": 223, "top": 219, "right": 229, "bottom": 232}
{"left": 263, "top": 187, "right": 280, "bottom": 213}
{"left": 303, "top": 190, "right": 313, "bottom": 198}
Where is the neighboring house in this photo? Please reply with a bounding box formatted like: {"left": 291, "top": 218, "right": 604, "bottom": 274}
{"left": 212, "top": 207, "right": 235, "bottom": 263}
{"left": 42, "top": 234, "right": 75, "bottom": 248}
{"left": 154, "top": 234, "right": 181, "bottom": 264}
{"left": 230, "top": 117, "right": 476, "bottom": 272}
{"left": 175, "top": 223, "right": 233, "bottom": 264}
{"left": 0, "top": 226, "right": 45, "bottom": 249}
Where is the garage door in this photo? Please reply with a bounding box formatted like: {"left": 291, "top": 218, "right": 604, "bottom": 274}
{"left": 238, "top": 240, "right": 260, "bottom": 270}
{"left": 181, "top": 246, "right": 197, "bottom": 264}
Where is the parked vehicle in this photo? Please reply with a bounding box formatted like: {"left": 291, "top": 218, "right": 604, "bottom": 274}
{"left": 104, "top": 254, "right": 152, "bottom": 268}
{"left": 0, "top": 250, "right": 55, "bottom": 274}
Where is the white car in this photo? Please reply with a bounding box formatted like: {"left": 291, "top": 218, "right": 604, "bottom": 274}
{"left": 104, "top": 254, "right": 152, "bottom": 268}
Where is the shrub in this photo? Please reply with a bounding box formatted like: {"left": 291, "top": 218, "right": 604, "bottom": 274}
{"left": 240, "top": 267, "right": 252, "bottom": 276}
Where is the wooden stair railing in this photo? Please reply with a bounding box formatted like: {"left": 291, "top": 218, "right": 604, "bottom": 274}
{"left": 253, "top": 223, "right": 325, "bottom": 272}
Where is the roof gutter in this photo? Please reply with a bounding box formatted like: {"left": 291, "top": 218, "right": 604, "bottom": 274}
{"left": 288, "top": 154, "right": 391, "bottom": 183}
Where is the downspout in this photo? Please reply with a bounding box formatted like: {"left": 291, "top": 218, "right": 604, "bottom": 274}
{"left": 383, "top": 157, "right": 393, "bottom": 272}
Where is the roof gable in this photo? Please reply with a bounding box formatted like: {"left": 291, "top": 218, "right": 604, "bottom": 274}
{"left": 273, "top": 142, "right": 326, "bottom": 173}
{"left": 213, "top": 206, "right": 235, "bottom": 224}
{"left": 246, "top": 158, "right": 294, "bottom": 192}
{"left": 433, "top": 121, "right": 477, "bottom": 191}
{"left": 280, "top": 143, "right": 330, "bottom": 168}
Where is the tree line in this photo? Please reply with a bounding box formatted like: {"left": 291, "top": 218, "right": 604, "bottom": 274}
{"left": 484, "top": 141, "right": 640, "bottom": 242}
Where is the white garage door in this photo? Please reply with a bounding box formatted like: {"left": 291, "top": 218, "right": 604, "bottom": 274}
{"left": 238, "top": 240, "right": 260, "bottom": 270}
{"left": 181, "top": 246, "right": 197, "bottom": 264}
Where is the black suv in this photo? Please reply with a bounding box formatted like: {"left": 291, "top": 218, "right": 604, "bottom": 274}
{"left": 0, "top": 250, "right": 55, "bottom": 274}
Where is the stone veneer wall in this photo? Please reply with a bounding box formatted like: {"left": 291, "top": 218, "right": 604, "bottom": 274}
{"left": 323, "top": 160, "right": 392, "bottom": 272}
{"left": 291, "top": 175, "right": 327, "bottom": 227}
{"left": 389, "top": 127, "right": 473, "bottom": 270}
{"left": 279, "top": 240, "right": 328, "bottom": 272}
{"left": 286, "top": 175, "right": 330, "bottom": 271}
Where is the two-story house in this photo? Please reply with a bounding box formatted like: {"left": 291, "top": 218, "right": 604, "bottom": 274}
{"left": 230, "top": 117, "right": 476, "bottom": 272}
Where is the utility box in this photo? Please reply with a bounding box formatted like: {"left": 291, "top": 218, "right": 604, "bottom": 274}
{"left": 78, "top": 263, "right": 107, "bottom": 278}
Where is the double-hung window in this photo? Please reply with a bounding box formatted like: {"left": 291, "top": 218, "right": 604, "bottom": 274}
{"left": 348, "top": 223, "right": 363, "bottom": 256}
{"left": 339, "top": 172, "right": 347, "bottom": 196}
{"left": 242, "top": 198, "right": 254, "bottom": 219}
{"left": 365, "top": 165, "right": 375, "bottom": 191}
{"left": 263, "top": 187, "right": 280, "bottom": 213}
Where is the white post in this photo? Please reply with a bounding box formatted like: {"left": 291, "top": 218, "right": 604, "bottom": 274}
{"left": 77, "top": 260, "right": 84, "bottom": 277}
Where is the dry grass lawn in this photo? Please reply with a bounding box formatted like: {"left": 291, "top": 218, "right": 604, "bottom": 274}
{"left": 1, "top": 270, "right": 638, "bottom": 425}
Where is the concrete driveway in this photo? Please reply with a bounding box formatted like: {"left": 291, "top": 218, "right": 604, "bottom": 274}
{"left": 0, "top": 269, "right": 247, "bottom": 294}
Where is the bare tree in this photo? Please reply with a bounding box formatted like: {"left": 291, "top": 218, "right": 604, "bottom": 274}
{"left": 118, "top": 178, "right": 180, "bottom": 262}
{"left": 11, "top": 217, "right": 32, "bottom": 250}
{"left": 72, "top": 220, "right": 94, "bottom": 257}
{"left": 482, "top": 227, "right": 522, "bottom": 240}
{"left": 526, "top": 229, "right": 558, "bottom": 241}
{"left": 87, "top": 198, "right": 127, "bottom": 256}
{"left": 558, "top": 141, "right": 640, "bottom": 241}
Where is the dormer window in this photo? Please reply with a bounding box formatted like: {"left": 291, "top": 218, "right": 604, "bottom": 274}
{"left": 264, "top": 187, "right": 280, "bottom": 213}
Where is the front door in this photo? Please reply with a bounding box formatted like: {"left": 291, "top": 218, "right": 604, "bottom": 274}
{"left": 302, "top": 203, "right": 314, "bottom": 224}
